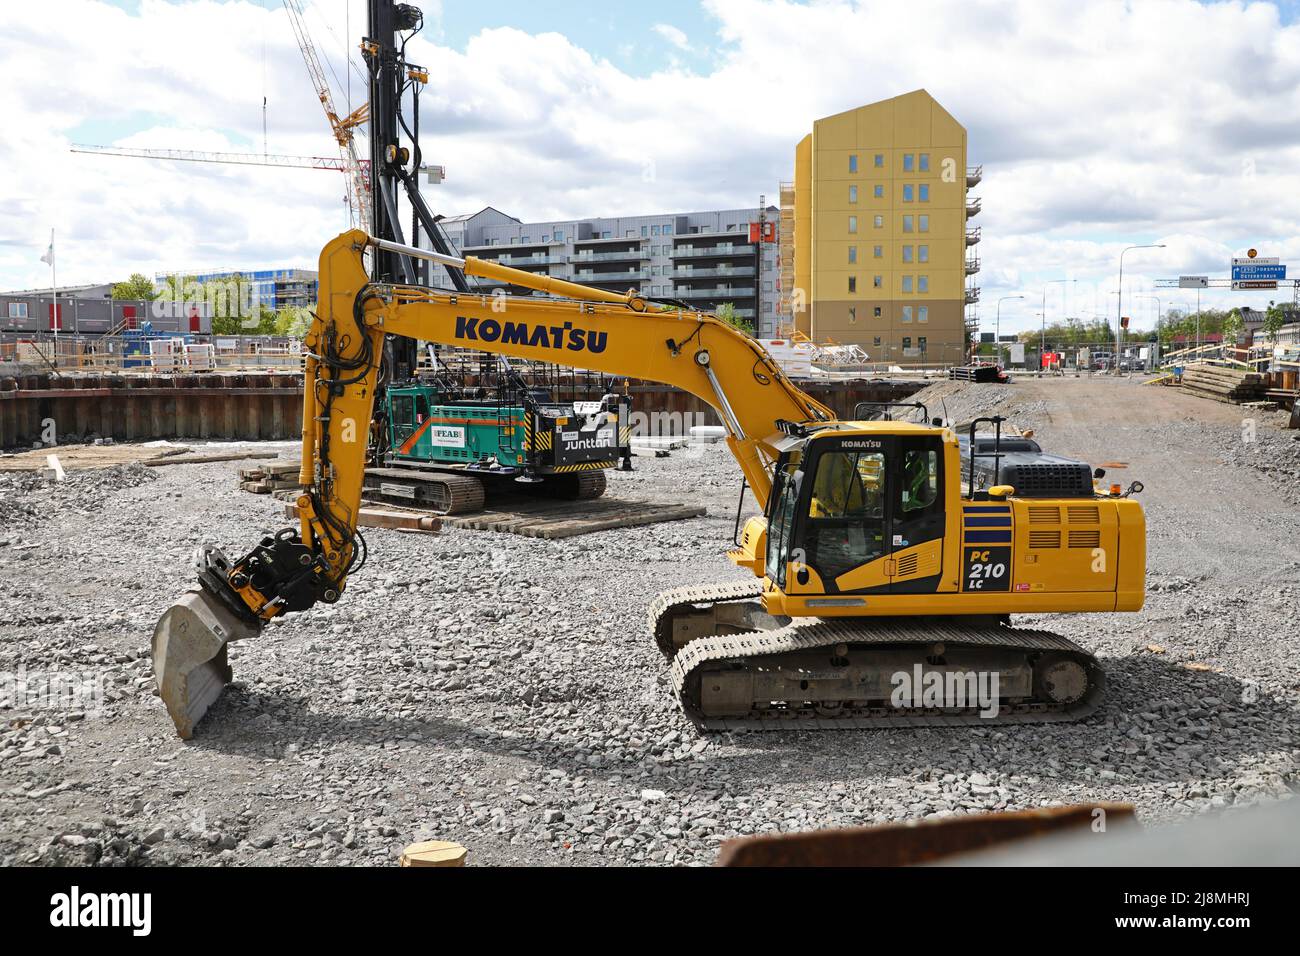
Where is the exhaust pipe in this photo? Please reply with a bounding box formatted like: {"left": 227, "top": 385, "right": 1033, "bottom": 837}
{"left": 152, "top": 548, "right": 262, "bottom": 738}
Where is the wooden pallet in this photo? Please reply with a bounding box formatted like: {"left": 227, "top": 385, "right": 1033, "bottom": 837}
{"left": 439, "top": 496, "right": 705, "bottom": 539}
{"left": 239, "top": 460, "right": 303, "bottom": 494}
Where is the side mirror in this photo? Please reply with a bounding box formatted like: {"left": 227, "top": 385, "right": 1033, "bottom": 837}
{"left": 1093, "top": 467, "right": 1106, "bottom": 480}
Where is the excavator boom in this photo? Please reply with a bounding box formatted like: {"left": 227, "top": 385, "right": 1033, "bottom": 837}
{"left": 153, "top": 230, "right": 831, "bottom": 736}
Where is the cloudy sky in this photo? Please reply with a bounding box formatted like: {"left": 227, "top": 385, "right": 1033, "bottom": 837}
{"left": 2, "top": 0, "right": 1299, "bottom": 333}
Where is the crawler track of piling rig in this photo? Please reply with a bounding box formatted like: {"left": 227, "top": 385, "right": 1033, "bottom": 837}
{"left": 649, "top": 583, "right": 1104, "bottom": 730}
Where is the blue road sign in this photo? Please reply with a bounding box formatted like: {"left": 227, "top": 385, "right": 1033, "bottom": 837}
{"left": 1232, "top": 263, "right": 1286, "bottom": 280}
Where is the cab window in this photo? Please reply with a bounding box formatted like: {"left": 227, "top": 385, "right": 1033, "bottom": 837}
{"left": 809, "top": 451, "right": 885, "bottom": 518}
{"left": 804, "top": 450, "right": 887, "bottom": 579}
{"left": 900, "top": 448, "right": 938, "bottom": 512}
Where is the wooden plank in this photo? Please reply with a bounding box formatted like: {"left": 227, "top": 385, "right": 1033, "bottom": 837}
{"left": 439, "top": 500, "right": 704, "bottom": 539}
{"left": 283, "top": 502, "right": 441, "bottom": 533}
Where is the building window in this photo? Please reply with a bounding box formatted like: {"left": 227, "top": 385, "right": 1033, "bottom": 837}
{"left": 873, "top": 215, "right": 883, "bottom": 228}
{"left": 849, "top": 306, "right": 857, "bottom": 323}
{"left": 848, "top": 276, "right": 857, "bottom": 293}
{"left": 554, "top": 230, "right": 564, "bottom": 242}
{"left": 873, "top": 336, "right": 881, "bottom": 346}
{"left": 874, "top": 153, "right": 884, "bottom": 167}
{"left": 903, "top": 153, "right": 914, "bottom": 172}
{"left": 873, "top": 307, "right": 882, "bottom": 318}
{"left": 919, "top": 306, "right": 929, "bottom": 323}
{"left": 651, "top": 266, "right": 660, "bottom": 275}
{"left": 918, "top": 275, "right": 929, "bottom": 293}
{"left": 520, "top": 236, "right": 529, "bottom": 244}
{"left": 919, "top": 245, "right": 929, "bottom": 263}
{"left": 849, "top": 154, "right": 858, "bottom": 172}
{"left": 918, "top": 336, "right": 927, "bottom": 352}
{"left": 651, "top": 225, "right": 661, "bottom": 235}
{"left": 641, "top": 226, "right": 649, "bottom": 237}
{"left": 919, "top": 215, "right": 929, "bottom": 232}
{"left": 849, "top": 185, "right": 858, "bottom": 203}
{"left": 626, "top": 230, "right": 636, "bottom": 237}
{"left": 874, "top": 184, "right": 883, "bottom": 198}
{"left": 848, "top": 215, "right": 858, "bottom": 233}
{"left": 664, "top": 224, "right": 673, "bottom": 235}
{"left": 873, "top": 275, "right": 882, "bottom": 288}
{"left": 873, "top": 245, "right": 883, "bottom": 258}
{"left": 8, "top": 302, "right": 28, "bottom": 318}
{"left": 902, "top": 245, "right": 913, "bottom": 263}
{"left": 903, "top": 306, "right": 912, "bottom": 323}
{"left": 919, "top": 184, "right": 930, "bottom": 202}
{"left": 848, "top": 246, "right": 857, "bottom": 264}
{"left": 903, "top": 184, "right": 914, "bottom": 202}
{"left": 902, "top": 275, "right": 913, "bottom": 293}
{"left": 903, "top": 215, "right": 913, "bottom": 232}
{"left": 919, "top": 153, "right": 930, "bottom": 172}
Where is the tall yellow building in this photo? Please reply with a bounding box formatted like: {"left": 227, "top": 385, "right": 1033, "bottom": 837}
{"left": 783, "top": 90, "right": 980, "bottom": 364}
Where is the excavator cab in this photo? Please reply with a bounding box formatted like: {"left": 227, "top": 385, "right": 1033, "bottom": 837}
{"left": 757, "top": 427, "right": 949, "bottom": 600}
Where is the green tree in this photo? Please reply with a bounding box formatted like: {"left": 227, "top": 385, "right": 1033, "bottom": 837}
{"left": 111, "top": 273, "right": 159, "bottom": 300}
{"left": 274, "top": 306, "right": 313, "bottom": 337}
{"left": 713, "top": 302, "right": 753, "bottom": 335}
{"left": 1221, "top": 307, "right": 1244, "bottom": 347}
{"left": 1263, "top": 302, "right": 1287, "bottom": 344}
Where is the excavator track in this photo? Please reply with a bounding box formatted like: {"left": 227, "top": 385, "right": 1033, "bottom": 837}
{"left": 535, "top": 469, "right": 607, "bottom": 500}
{"left": 364, "top": 468, "right": 486, "bottom": 514}
{"left": 649, "top": 583, "right": 1104, "bottom": 730}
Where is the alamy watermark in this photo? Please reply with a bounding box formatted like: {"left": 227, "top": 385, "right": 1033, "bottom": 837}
{"left": 0, "top": 665, "right": 105, "bottom": 716}
{"left": 890, "top": 664, "right": 1001, "bottom": 718}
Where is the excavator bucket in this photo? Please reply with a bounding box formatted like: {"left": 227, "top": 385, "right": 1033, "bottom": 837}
{"left": 152, "top": 586, "right": 261, "bottom": 739}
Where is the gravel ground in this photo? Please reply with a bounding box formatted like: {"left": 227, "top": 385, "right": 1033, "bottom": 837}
{"left": 0, "top": 376, "right": 1297, "bottom": 867}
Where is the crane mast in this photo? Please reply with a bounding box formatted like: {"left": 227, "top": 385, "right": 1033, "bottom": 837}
{"left": 282, "top": 0, "right": 372, "bottom": 232}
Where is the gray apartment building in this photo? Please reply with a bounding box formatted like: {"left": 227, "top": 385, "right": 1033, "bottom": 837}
{"left": 428, "top": 205, "right": 781, "bottom": 336}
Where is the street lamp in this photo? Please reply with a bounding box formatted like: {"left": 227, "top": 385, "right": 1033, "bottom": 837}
{"left": 996, "top": 295, "right": 1024, "bottom": 368}
{"left": 1116, "top": 243, "right": 1165, "bottom": 373}
{"left": 1040, "top": 278, "right": 1077, "bottom": 357}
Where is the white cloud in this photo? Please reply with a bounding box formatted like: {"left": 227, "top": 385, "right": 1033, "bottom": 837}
{"left": 652, "top": 23, "right": 692, "bottom": 51}
{"left": 2, "top": 0, "right": 1298, "bottom": 329}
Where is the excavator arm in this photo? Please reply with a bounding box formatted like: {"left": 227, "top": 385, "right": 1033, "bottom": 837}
{"left": 153, "top": 229, "right": 832, "bottom": 737}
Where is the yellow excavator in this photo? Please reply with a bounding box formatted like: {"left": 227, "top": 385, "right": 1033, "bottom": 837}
{"left": 153, "top": 230, "right": 1146, "bottom": 737}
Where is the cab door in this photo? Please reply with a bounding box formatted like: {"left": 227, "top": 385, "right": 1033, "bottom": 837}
{"left": 388, "top": 393, "right": 417, "bottom": 452}
{"left": 888, "top": 435, "right": 946, "bottom": 591}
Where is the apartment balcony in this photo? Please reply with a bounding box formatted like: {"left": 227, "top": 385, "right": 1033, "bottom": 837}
{"left": 674, "top": 285, "right": 757, "bottom": 299}
{"left": 573, "top": 270, "right": 649, "bottom": 284}
{"left": 966, "top": 196, "right": 982, "bottom": 217}
{"left": 462, "top": 240, "right": 560, "bottom": 253}
{"left": 568, "top": 249, "right": 650, "bottom": 264}
{"left": 965, "top": 285, "right": 981, "bottom": 304}
{"left": 965, "top": 226, "right": 982, "bottom": 246}
{"left": 671, "top": 265, "right": 755, "bottom": 280}
{"left": 966, "top": 165, "right": 983, "bottom": 187}
{"left": 483, "top": 253, "right": 567, "bottom": 267}
{"left": 965, "top": 256, "right": 981, "bottom": 276}
{"left": 672, "top": 243, "right": 756, "bottom": 258}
